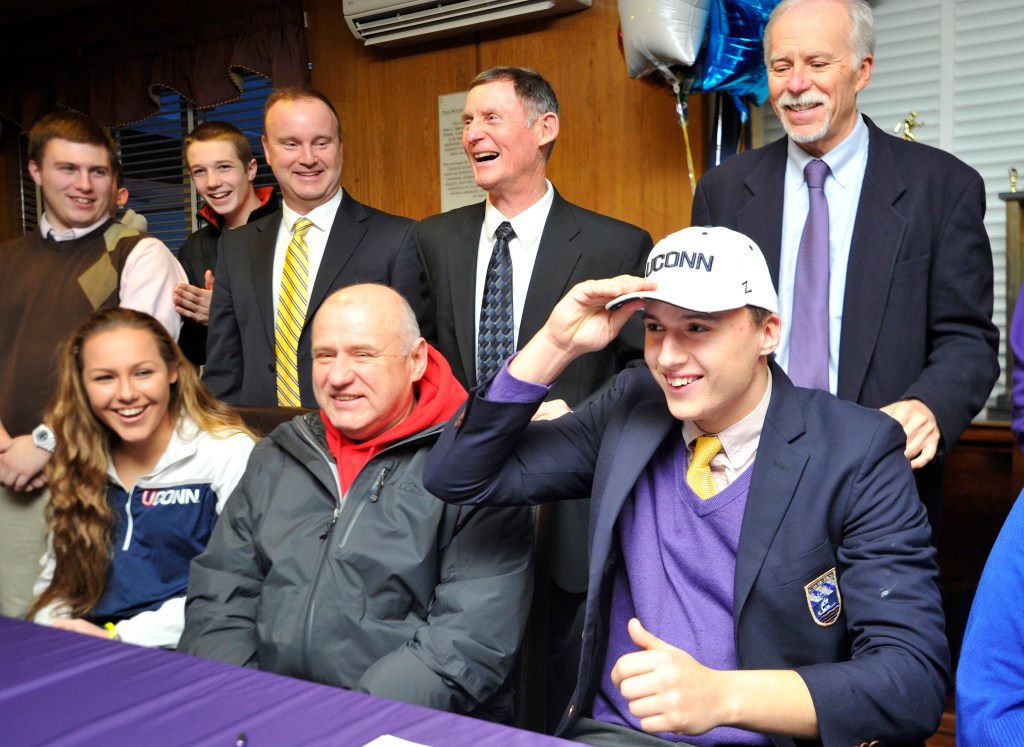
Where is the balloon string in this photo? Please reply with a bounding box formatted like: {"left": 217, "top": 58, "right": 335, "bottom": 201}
{"left": 658, "top": 63, "right": 697, "bottom": 195}
{"left": 678, "top": 95, "right": 696, "bottom": 195}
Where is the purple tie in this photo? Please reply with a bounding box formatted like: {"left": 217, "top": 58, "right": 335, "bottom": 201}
{"left": 789, "top": 159, "right": 831, "bottom": 390}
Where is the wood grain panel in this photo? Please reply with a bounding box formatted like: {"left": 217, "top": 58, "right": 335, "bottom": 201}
{"left": 304, "top": 0, "right": 477, "bottom": 219}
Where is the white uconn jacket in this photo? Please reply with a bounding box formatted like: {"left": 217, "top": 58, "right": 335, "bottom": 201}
{"left": 33, "top": 417, "right": 255, "bottom": 647}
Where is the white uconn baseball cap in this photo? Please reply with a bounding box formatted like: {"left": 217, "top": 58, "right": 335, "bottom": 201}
{"left": 607, "top": 226, "right": 779, "bottom": 314}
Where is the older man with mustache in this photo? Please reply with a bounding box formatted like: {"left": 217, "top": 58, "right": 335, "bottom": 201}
{"left": 691, "top": 0, "right": 998, "bottom": 532}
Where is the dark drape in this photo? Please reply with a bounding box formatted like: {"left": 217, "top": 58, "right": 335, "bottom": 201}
{"left": 0, "top": 0, "right": 309, "bottom": 130}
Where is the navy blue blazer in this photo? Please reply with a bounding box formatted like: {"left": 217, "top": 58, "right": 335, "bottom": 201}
{"left": 203, "top": 190, "right": 421, "bottom": 407}
{"left": 424, "top": 363, "right": 949, "bottom": 746}
{"left": 691, "top": 115, "right": 998, "bottom": 460}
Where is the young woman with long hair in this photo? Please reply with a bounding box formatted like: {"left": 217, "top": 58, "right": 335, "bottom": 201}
{"left": 28, "top": 308, "right": 255, "bottom": 647}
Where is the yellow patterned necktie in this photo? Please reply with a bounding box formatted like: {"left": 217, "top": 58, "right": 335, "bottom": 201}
{"left": 686, "top": 435, "right": 722, "bottom": 500}
{"left": 275, "top": 217, "right": 314, "bottom": 407}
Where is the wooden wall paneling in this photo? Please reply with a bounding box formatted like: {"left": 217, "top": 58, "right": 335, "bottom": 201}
{"left": 938, "top": 423, "right": 1018, "bottom": 593}
{"left": 305, "top": 0, "right": 478, "bottom": 220}
{"left": 303, "top": 0, "right": 702, "bottom": 242}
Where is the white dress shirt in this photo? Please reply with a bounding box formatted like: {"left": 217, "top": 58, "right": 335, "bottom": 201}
{"left": 681, "top": 369, "right": 773, "bottom": 493}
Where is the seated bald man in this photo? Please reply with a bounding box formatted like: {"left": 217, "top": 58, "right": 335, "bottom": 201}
{"left": 180, "top": 284, "right": 533, "bottom": 721}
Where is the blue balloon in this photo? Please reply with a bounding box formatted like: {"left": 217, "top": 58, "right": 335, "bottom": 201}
{"left": 693, "top": 0, "right": 781, "bottom": 118}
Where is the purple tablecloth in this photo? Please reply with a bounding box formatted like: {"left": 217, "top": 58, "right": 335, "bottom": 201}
{"left": 0, "top": 615, "right": 571, "bottom": 746}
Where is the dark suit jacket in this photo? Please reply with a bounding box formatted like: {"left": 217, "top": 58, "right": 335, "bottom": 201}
{"left": 691, "top": 115, "right": 999, "bottom": 461}
{"left": 415, "top": 188, "right": 653, "bottom": 405}
{"left": 424, "top": 363, "right": 950, "bottom": 746}
{"left": 203, "top": 190, "right": 420, "bottom": 407}
{"left": 415, "top": 189, "right": 653, "bottom": 594}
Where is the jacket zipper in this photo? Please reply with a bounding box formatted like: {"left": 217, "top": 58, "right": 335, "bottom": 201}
{"left": 121, "top": 484, "right": 135, "bottom": 551}
{"left": 319, "top": 508, "right": 339, "bottom": 540}
{"left": 292, "top": 417, "right": 432, "bottom": 675}
{"left": 297, "top": 424, "right": 344, "bottom": 676}
{"left": 336, "top": 466, "right": 391, "bottom": 549}
{"left": 294, "top": 422, "right": 391, "bottom": 671}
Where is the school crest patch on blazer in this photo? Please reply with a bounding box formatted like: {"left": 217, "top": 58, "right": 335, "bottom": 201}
{"left": 805, "top": 568, "right": 842, "bottom": 626}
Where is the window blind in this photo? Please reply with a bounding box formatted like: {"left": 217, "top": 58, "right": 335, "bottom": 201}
{"left": 116, "top": 72, "right": 275, "bottom": 252}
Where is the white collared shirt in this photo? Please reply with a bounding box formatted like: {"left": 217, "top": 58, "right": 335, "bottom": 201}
{"left": 272, "top": 190, "right": 343, "bottom": 314}
{"left": 474, "top": 181, "right": 555, "bottom": 361}
{"left": 776, "top": 114, "right": 869, "bottom": 394}
{"left": 681, "top": 368, "right": 773, "bottom": 492}
{"left": 41, "top": 214, "right": 108, "bottom": 241}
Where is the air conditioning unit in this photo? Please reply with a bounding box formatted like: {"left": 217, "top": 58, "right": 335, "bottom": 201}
{"left": 344, "top": 0, "right": 591, "bottom": 47}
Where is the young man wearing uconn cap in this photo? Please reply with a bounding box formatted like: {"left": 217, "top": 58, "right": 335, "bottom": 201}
{"left": 425, "top": 226, "right": 948, "bottom": 746}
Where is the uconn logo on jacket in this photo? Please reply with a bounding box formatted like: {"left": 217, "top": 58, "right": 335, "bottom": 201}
{"left": 93, "top": 478, "right": 220, "bottom": 621}
{"left": 139, "top": 486, "right": 205, "bottom": 506}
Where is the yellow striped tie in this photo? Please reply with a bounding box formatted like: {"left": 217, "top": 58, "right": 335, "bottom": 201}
{"left": 686, "top": 435, "right": 722, "bottom": 500}
{"left": 275, "top": 217, "right": 314, "bottom": 407}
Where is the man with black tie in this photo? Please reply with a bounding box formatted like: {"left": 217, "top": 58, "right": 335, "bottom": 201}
{"left": 414, "top": 66, "right": 653, "bottom": 726}
{"left": 203, "top": 87, "right": 421, "bottom": 408}
{"left": 416, "top": 66, "right": 652, "bottom": 402}
{"left": 690, "top": 0, "right": 999, "bottom": 525}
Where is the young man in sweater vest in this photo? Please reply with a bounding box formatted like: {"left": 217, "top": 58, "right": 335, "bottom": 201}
{"left": 0, "top": 111, "right": 186, "bottom": 617}
{"left": 425, "top": 226, "right": 949, "bottom": 746}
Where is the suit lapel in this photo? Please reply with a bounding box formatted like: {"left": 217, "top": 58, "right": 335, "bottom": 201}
{"left": 838, "top": 118, "right": 908, "bottom": 402}
{"left": 735, "top": 139, "right": 788, "bottom": 284}
{"left": 252, "top": 213, "right": 282, "bottom": 346}
{"left": 734, "top": 365, "right": 809, "bottom": 619}
{"left": 446, "top": 204, "right": 486, "bottom": 387}
{"left": 520, "top": 190, "right": 582, "bottom": 345}
{"left": 307, "top": 190, "right": 366, "bottom": 325}
{"left": 591, "top": 400, "right": 676, "bottom": 578}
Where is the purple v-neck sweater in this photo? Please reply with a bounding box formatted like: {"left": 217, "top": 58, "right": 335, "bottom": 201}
{"left": 591, "top": 434, "right": 769, "bottom": 746}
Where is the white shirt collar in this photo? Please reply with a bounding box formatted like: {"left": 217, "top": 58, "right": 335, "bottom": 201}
{"left": 786, "top": 113, "right": 869, "bottom": 190}
{"left": 281, "top": 188, "right": 343, "bottom": 234}
{"left": 483, "top": 179, "right": 555, "bottom": 246}
{"left": 682, "top": 365, "right": 773, "bottom": 469}
{"left": 40, "top": 214, "right": 109, "bottom": 242}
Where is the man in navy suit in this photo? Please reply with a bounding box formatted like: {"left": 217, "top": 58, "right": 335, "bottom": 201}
{"left": 203, "top": 87, "right": 421, "bottom": 407}
{"left": 425, "top": 227, "right": 948, "bottom": 746}
{"left": 691, "top": 0, "right": 998, "bottom": 522}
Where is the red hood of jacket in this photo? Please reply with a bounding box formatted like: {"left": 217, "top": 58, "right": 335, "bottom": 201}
{"left": 321, "top": 343, "right": 466, "bottom": 494}
{"left": 198, "top": 185, "right": 275, "bottom": 229}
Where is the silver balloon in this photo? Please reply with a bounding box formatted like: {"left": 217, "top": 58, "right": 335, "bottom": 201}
{"left": 619, "top": 0, "right": 712, "bottom": 79}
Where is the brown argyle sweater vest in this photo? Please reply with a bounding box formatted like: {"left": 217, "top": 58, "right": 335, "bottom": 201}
{"left": 0, "top": 220, "right": 147, "bottom": 436}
